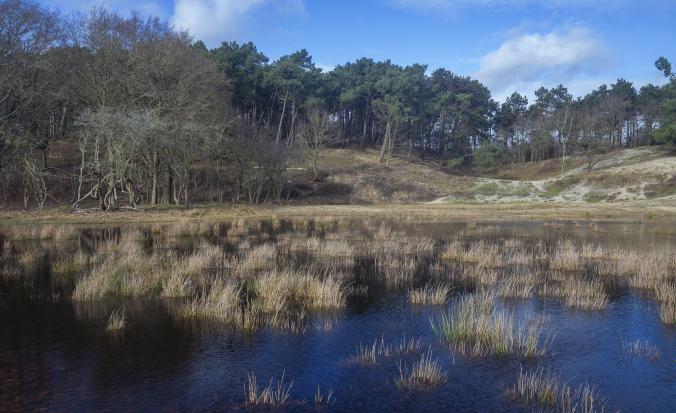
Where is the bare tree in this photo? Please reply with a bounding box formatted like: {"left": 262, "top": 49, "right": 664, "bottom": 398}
{"left": 299, "top": 107, "right": 333, "bottom": 180}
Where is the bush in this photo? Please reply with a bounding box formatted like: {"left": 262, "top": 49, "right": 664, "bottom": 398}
{"left": 472, "top": 143, "right": 505, "bottom": 171}
{"left": 446, "top": 157, "right": 464, "bottom": 170}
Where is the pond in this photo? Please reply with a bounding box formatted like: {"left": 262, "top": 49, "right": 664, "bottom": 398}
{"left": 0, "top": 218, "right": 675, "bottom": 412}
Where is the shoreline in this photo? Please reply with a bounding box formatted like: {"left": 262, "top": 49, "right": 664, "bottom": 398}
{"left": 1, "top": 199, "right": 674, "bottom": 225}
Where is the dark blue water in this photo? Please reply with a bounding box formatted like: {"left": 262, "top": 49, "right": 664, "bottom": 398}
{"left": 2, "top": 292, "right": 675, "bottom": 412}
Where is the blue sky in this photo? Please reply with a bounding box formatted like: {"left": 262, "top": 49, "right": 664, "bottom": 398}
{"left": 41, "top": 0, "right": 676, "bottom": 101}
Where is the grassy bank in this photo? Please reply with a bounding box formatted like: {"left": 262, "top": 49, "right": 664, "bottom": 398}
{"left": 1, "top": 198, "right": 675, "bottom": 226}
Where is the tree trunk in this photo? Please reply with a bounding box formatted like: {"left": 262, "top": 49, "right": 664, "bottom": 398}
{"left": 360, "top": 104, "right": 369, "bottom": 150}
{"left": 150, "top": 149, "right": 158, "bottom": 206}
{"left": 275, "top": 91, "right": 288, "bottom": 145}
{"left": 379, "top": 121, "right": 391, "bottom": 163}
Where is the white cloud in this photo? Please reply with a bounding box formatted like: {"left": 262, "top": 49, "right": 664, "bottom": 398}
{"left": 171, "top": 0, "right": 304, "bottom": 46}
{"left": 474, "top": 26, "right": 609, "bottom": 100}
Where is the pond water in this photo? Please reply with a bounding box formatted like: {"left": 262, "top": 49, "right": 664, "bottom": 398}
{"left": 0, "top": 219, "right": 675, "bottom": 412}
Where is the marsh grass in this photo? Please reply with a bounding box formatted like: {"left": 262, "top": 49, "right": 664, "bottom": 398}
{"left": 654, "top": 282, "right": 676, "bottom": 304}
{"left": 350, "top": 336, "right": 424, "bottom": 365}
{"left": 659, "top": 302, "right": 676, "bottom": 324}
{"left": 408, "top": 283, "right": 451, "bottom": 305}
{"left": 314, "top": 386, "right": 334, "bottom": 405}
{"left": 5, "top": 220, "right": 675, "bottom": 340}
{"left": 3, "top": 224, "right": 77, "bottom": 241}
{"left": 178, "top": 280, "right": 241, "bottom": 324}
{"left": 106, "top": 308, "right": 126, "bottom": 333}
{"left": 621, "top": 338, "right": 660, "bottom": 362}
{"left": 498, "top": 278, "right": 534, "bottom": 299}
{"left": 431, "top": 293, "right": 547, "bottom": 358}
{"left": 507, "top": 367, "right": 607, "bottom": 413}
{"left": 564, "top": 280, "right": 609, "bottom": 311}
{"left": 244, "top": 371, "right": 293, "bottom": 408}
{"left": 395, "top": 350, "right": 447, "bottom": 390}
{"left": 52, "top": 250, "right": 89, "bottom": 278}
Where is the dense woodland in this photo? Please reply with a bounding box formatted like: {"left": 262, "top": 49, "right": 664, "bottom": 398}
{"left": 1, "top": 0, "right": 675, "bottom": 209}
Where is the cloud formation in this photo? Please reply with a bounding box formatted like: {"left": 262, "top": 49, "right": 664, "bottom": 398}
{"left": 474, "top": 26, "right": 608, "bottom": 99}
{"left": 172, "top": 0, "right": 304, "bottom": 46}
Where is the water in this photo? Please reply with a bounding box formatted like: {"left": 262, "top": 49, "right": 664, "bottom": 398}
{"left": 1, "top": 219, "right": 675, "bottom": 412}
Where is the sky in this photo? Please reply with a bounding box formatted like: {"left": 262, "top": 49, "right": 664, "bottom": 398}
{"left": 39, "top": 0, "right": 676, "bottom": 102}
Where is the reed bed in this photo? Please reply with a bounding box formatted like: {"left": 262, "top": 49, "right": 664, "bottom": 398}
{"left": 507, "top": 367, "right": 607, "bottom": 413}
{"left": 4, "top": 220, "right": 675, "bottom": 337}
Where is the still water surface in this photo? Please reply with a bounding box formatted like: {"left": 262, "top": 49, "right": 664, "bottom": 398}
{"left": 1, "top": 219, "right": 675, "bottom": 412}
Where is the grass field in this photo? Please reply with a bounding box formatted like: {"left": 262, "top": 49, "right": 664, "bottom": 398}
{"left": 1, "top": 198, "right": 675, "bottom": 225}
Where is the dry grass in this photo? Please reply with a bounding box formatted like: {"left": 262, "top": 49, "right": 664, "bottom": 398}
{"left": 442, "top": 240, "right": 502, "bottom": 268}
{"left": 178, "top": 280, "right": 241, "bottom": 324}
{"left": 395, "top": 350, "right": 447, "bottom": 390}
{"left": 497, "top": 277, "right": 534, "bottom": 299}
{"left": 236, "top": 243, "right": 277, "bottom": 273}
{"left": 550, "top": 241, "right": 581, "bottom": 272}
{"left": 2, "top": 224, "right": 77, "bottom": 241}
{"left": 106, "top": 308, "right": 127, "bottom": 333}
{"left": 4, "top": 217, "right": 675, "bottom": 343}
{"left": 507, "top": 367, "right": 607, "bottom": 413}
{"left": 52, "top": 250, "right": 89, "bottom": 277}
{"left": 563, "top": 280, "right": 609, "bottom": 311}
{"left": 621, "top": 338, "right": 660, "bottom": 362}
{"left": 314, "top": 386, "right": 334, "bottom": 405}
{"left": 244, "top": 371, "right": 293, "bottom": 408}
{"left": 659, "top": 302, "right": 676, "bottom": 324}
{"left": 431, "top": 293, "right": 547, "bottom": 358}
{"left": 350, "top": 336, "right": 424, "bottom": 365}
{"left": 408, "top": 283, "right": 451, "bottom": 305}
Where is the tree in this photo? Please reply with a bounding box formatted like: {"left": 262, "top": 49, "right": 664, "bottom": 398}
{"left": 299, "top": 103, "right": 333, "bottom": 180}
{"left": 653, "top": 58, "right": 676, "bottom": 144}
{"left": 656, "top": 57, "right": 674, "bottom": 81}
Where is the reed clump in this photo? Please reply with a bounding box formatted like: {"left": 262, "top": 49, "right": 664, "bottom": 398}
{"left": 621, "top": 338, "right": 660, "bottom": 362}
{"left": 408, "top": 283, "right": 451, "bottom": 305}
{"left": 314, "top": 386, "right": 334, "bottom": 405}
{"left": 563, "top": 280, "right": 609, "bottom": 311}
{"left": 497, "top": 277, "right": 534, "bottom": 299}
{"left": 244, "top": 371, "right": 293, "bottom": 408}
{"left": 177, "top": 280, "right": 241, "bottom": 324}
{"left": 659, "top": 302, "right": 676, "bottom": 324}
{"left": 350, "top": 336, "right": 423, "bottom": 365}
{"left": 52, "top": 250, "right": 89, "bottom": 277}
{"left": 395, "top": 350, "right": 447, "bottom": 390}
{"left": 431, "top": 293, "right": 547, "bottom": 358}
{"left": 106, "top": 308, "right": 127, "bottom": 333}
{"left": 550, "top": 241, "right": 581, "bottom": 272}
{"left": 507, "top": 367, "right": 607, "bottom": 413}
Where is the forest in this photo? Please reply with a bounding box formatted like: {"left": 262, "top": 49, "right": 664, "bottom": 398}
{"left": 1, "top": 0, "right": 675, "bottom": 209}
